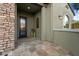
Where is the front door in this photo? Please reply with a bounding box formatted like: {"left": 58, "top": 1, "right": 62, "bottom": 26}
{"left": 19, "top": 16, "right": 27, "bottom": 38}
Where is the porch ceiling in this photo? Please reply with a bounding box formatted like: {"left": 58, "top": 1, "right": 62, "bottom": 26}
{"left": 17, "top": 3, "right": 42, "bottom": 15}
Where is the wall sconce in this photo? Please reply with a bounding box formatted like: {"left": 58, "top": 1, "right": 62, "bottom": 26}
{"left": 58, "top": 15, "right": 63, "bottom": 20}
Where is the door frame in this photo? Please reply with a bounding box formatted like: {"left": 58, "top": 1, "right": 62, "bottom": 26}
{"left": 19, "top": 16, "right": 27, "bottom": 38}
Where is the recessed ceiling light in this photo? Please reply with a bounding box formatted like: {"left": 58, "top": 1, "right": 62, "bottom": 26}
{"left": 27, "top": 6, "right": 31, "bottom": 10}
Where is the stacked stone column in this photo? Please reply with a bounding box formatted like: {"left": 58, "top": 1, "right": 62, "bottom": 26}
{"left": 0, "top": 3, "right": 15, "bottom": 52}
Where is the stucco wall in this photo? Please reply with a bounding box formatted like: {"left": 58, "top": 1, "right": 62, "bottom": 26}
{"left": 34, "top": 11, "right": 41, "bottom": 39}
{"left": 41, "top": 7, "right": 47, "bottom": 41}
{"left": 52, "top": 3, "right": 73, "bottom": 29}
{"left": 0, "top": 3, "right": 15, "bottom": 53}
{"left": 41, "top": 4, "right": 53, "bottom": 41}
{"left": 45, "top": 4, "right": 52, "bottom": 41}
{"left": 53, "top": 30, "right": 79, "bottom": 55}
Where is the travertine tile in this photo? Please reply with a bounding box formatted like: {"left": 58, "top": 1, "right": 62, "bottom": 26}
{"left": 7, "top": 38, "right": 70, "bottom": 56}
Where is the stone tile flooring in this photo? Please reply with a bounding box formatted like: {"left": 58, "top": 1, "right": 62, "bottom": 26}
{"left": 8, "top": 38, "right": 70, "bottom": 56}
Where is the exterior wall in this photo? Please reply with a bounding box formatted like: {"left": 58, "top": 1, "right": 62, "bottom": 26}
{"left": 34, "top": 11, "right": 41, "bottom": 39}
{"left": 40, "top": 3, "right": 74, "bottom": 42}
{"left": 0, "top": 3, "right": 15, "bottom": 53}
{"left": 41, "top": 7, "right": 47, "bottom": 41}
{"left": 46, "top": 4, "right": 52, "bottom": 42}
{"left": 52, "top": 3, "right": 73, "bottom": 29}
{"left": 27, "top": 16, "right": 34, "bottom": 37}
{"left": 53, "top": 3, "right": 66, "bottom": 29}
{"left": 41, "top": 4, "right": 53, "bottom": 42}
{"left": 53, "top": 30, "right": 79, "bottom": 55}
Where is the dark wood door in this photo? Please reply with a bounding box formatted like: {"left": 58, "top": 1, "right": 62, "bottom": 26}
{"left": 19, "top": 16, "right": 27, "bottom": 38}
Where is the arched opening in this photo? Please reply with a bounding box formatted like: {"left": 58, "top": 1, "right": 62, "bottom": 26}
{"left": 63, "top": 15, "right": 70, "bottom": 28}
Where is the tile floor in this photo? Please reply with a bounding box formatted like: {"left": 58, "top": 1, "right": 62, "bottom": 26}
{"left": 7, "top": 38, "right": 70, "bottom": 56}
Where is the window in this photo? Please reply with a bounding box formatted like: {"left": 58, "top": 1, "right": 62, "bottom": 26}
{"left": 71, "top": 16, "right": 79, "bottom": 29}
{"left": 19, "top": 17, "right": 27, "bottom": 38}
{"left": 20, "top": 18, "right": 26, "bottom": 30}
{"left": 63, "top": 15, "right": 69, "bottom": 28}
{"left": 68, "top": 3, "right": 79, "bottom": 29}
{"left": 36, "top": 17, "right": 39, "bottom": 28}
{"left": 63, "top": 15, "right": 79, "bottom": 29}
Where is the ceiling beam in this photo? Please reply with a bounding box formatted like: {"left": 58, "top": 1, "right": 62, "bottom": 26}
{"left": 37, "top": 3, "right": 49, "bottom": 7}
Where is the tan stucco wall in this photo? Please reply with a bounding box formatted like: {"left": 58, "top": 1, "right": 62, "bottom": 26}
{"left": 41, "top": 4, "right": 53, "bottom": 42}
{"left": 45, "top": 4, "right": 52, "bottom": 41}
{"left": 53, "top": 3, "right": 66, "bottom": 29}
{"left": 34, "top": 11, "right": 41, "bottom": 39}
{"left": 53, "top": 30, "right": 79, "bottom": 55}
{"left": 41, "top": 7, "right": 47, "bottom": 41}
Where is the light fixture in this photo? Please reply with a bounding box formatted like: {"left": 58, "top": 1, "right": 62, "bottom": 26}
{"left": 27, "top": 6, "right": 31, "bottom": 10}
{"left": 58, "top": 15, "right": 63, "bottom": 20}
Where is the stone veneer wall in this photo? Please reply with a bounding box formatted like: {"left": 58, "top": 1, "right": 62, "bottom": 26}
{"left": 0, "top": 3, "right": 15, "bottom": 53}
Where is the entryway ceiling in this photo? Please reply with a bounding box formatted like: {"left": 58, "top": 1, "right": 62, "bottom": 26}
{"left": 17, "top": 3, "right": 42, "bottom": 15}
